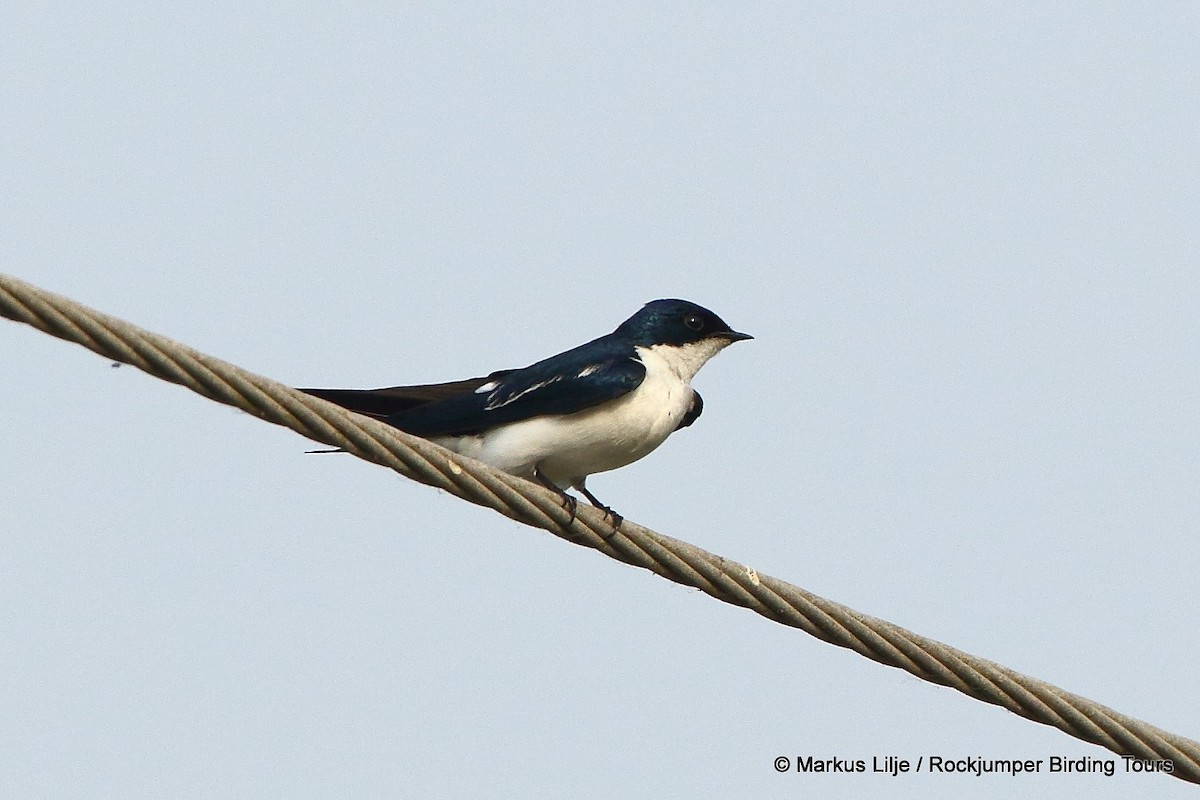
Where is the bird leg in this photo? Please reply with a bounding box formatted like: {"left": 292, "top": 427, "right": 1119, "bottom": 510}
{"left": 576, "top": 481, "right": 623, "bottom": 530}
{"left": 533, "top": 467, "right": 578, "bottom": 524}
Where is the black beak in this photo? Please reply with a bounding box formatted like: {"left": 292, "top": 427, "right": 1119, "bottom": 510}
{"left": 718, "top": 330, "right": 754, "bottom": 342}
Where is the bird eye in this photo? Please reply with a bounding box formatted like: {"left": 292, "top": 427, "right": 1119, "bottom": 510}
{"left": 684, "top": 313, "right": 704, "bottom": 331}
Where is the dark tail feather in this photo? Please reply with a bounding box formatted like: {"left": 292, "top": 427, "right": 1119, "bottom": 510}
{"left": 299, "top": 387, "right": 424, "bottom": 419}
{"left": 298, "top": 371, "right": 512, "bottom": 420}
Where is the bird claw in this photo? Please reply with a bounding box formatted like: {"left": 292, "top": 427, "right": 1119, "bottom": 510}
{"left": 576, "top": 484, "right": 623, "bottom": 534}
{"left": 596, "top": 505, "right": 623, "bottom": 530}
{"left": 534, "top": 467, "right": 580, "bottom": 526}
{"left": 533, "top": 468, "right": 622, "bottom": 534}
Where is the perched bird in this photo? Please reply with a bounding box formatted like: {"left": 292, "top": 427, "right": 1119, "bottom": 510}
{"left": 300, "top": 298, "right": 751, "bottom": 526}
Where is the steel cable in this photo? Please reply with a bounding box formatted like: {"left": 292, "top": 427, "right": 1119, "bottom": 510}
{"left": 2, "top": 273, "right": 1196, "bottom": 784}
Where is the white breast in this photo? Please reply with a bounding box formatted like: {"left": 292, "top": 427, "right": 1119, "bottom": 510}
{"left": 434, "top": 338, "right": 735, "bottom": 489}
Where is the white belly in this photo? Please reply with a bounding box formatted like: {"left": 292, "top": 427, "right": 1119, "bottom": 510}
{"left": 434, "top": 356, "right": 693, "bottom": 489}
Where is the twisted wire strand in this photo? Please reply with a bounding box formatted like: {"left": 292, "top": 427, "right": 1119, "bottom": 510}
{"left": 3, "top": 273, "right": 1196, "bottom": 784}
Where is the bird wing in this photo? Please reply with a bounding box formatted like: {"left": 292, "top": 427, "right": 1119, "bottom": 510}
{"left": 676, "top": 391, "right": 703, "bottom": 430}
{"left": 382, "top": 354, "right": 646, "bottom": 437}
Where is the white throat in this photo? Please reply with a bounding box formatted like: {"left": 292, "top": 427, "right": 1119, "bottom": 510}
{"left": 636, "top": 339, "right": 733, "bottom": 383}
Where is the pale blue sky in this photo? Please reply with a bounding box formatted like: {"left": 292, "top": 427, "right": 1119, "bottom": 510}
{"left": 3, "top": 3, "right": 1198, "bottom": 797}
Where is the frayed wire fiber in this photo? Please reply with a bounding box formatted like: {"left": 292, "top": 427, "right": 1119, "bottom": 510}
{"left": 2, "top": 273, "right": 1196, "bottom": 785}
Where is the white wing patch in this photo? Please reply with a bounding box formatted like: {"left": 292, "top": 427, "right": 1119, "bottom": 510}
{"left": 576, "top": 364, "right": 602, "bottom": 378}
{"left": 474, "top": 381, "right": 499, "bottom": 394}
{"left": 485, "top": 375, "right": 563, "bottom": 410}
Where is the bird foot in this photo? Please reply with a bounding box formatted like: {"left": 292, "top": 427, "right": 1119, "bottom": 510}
{"left": 562, "top": 492, "right": 579, "bottom": 524}
{"left": 534, "top": 468, "right": 580, "bottom": 526}
{"left": 533, "top": 469, "right": 622, "bottom": 534}
{"left": 576, "top": 485, "right": 623, "bottom": 534}
{"left": 594, "top": 505, "right": 623, "bottom": 530}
